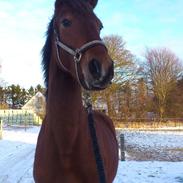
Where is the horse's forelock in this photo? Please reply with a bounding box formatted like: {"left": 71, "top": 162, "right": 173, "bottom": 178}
{"left": 85, "top": 0, "right": 98, "bottom": 9}
{"left": 55, "top": 0, "right": 98, "bottom": 11}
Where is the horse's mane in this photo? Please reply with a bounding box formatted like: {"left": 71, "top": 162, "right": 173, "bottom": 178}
{"left": 42, "top": 0, "right": 94, "bottom": 94}
{"left": 42, "top": 18, "right": 54, "bottom": 91}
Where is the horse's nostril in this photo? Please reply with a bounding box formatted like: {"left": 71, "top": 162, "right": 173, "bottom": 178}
{"left": 89, "top": 58, "right": 101, "bottom": 80}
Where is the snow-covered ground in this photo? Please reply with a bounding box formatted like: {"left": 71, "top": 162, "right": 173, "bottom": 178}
{"left": 0, "top": 127, "right": 39, "bottom": 183}
{"left": 0, "top": 127, "right": 183, "bottom": 183}
{"left": 114, "top": 161, "right": 183, "bottom": 183}
{"left": 116, "top": 130, "right": 183, "bottom": 161}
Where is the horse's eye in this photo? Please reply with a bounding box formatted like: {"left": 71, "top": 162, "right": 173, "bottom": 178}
{"left": 62, "top": 19, "right": 72, "bottom": 27}
{"left": 99, "top": 24, "right": 103, "bottom": 31}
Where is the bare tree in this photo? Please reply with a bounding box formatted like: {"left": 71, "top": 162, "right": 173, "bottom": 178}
{"left": 92, "top": 35, "right": 136, "bottom": 119}
{"left": 166, "top": 77, "right": 183, "bottom": 117}
{"left": 144, "top": 47, "right": 182, "bottom": 118}
{"left": 134, "top": 78, "right": 148, "bottom": 118}
{"left": 103, "top": 35, "right": 136, "bottom": 85}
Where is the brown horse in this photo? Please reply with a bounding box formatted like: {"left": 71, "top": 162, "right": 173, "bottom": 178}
{"left": 33, "top": 0, "right": 118, "bottom": 182}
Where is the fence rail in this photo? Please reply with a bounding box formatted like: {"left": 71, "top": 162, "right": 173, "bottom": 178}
{"left": 114, "top": 118, "right": 183, "bottom": 129}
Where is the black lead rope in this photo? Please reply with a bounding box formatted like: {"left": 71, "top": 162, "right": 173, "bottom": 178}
{"left": 87, "top": 104, "right": 106, "bottom": 183}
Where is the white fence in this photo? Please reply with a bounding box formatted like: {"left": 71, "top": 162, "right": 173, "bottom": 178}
{"left": 0, "top": 110, "right": 42, "bottom": 127}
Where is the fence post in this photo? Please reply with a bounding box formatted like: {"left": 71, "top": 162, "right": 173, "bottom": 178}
{"left": 120, "top": 134, "right": 125, "bottom": 161}
{"left": 0, "top": 119, "right": 3, "bottom": 140}
{"left": 24, "top": 111, "right": 27, "bottom": 131}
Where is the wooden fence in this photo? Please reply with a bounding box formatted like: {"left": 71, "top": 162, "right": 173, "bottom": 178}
{"left": 120, "top": 134, "right": 125, "bottom": 161}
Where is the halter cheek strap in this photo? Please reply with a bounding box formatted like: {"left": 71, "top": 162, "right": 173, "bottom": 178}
{"left": 54, "top": 30, "right": 106, "bottom": 87}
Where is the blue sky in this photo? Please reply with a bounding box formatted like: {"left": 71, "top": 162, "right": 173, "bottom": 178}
{"left": 0, "top": 0, "right": 182, "bottom": 88}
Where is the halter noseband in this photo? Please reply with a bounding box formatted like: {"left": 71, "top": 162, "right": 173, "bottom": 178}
{"left": 54, "top": 30, "right": 107, "bottom": 87}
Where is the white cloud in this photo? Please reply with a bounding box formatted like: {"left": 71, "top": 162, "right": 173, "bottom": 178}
{"left": 0, "top": 0, "right": 54, "bottom": 87}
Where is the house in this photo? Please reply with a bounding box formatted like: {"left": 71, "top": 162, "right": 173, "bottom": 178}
{"left": 22, "top": 92, "right": 46, "bottom": 118}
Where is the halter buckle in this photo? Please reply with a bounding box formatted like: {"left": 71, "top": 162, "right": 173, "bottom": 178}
{"left": 74, "top": 49, "right": 82, "bottom": 63}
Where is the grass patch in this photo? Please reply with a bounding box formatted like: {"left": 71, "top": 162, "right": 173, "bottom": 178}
{"left": 168, "top": 148, "right": 183, "bottom": 152}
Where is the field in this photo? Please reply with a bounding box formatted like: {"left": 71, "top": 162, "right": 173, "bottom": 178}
{"left": 116, "top": 129, "right": 183, "bottom": 161}
{"left": 0, "top": 127, "right": 183, "bottom": 183}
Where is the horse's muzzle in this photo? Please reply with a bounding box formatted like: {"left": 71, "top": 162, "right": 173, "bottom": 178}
{"left": 89, "top": 61, "right": 114, "bottom": 90}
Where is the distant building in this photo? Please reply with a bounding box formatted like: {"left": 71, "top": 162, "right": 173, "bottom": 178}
{"left": 22, "top": 92, "right": 46, "bottom": 118}
{"left": 93, "top": 97, "right": 108, "bottom": 113}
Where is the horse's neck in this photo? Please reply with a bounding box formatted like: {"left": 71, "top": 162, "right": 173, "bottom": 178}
{"left": 47, "top": 61, "right": 83, "bottom": 123}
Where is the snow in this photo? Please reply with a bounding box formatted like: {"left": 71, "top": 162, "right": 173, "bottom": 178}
{"left": 116, "top": 130, "right": 183, "bottom": 161}
{"left": 0, "top": 127, "right": 183, "bottom": 183}
{"left": 114, "top": 161, "right": 183, "bottom": 183}
{"left": 123, "top": 130, "right": 183, "bottom": 149}
{"left": 0, "top": 127, "right": 39, "bottom": 183}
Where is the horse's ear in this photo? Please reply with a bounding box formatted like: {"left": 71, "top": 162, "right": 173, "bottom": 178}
{"left": 85, "top": 0, "right": 98, "bottom": 9}
{"left": 55, "top": 0, "right": 63, "bottom": 8}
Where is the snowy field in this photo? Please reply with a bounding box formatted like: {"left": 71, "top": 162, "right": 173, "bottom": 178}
{"left": 0, "top": 127, "right": 183, "bottom": 183}
{"left": 116, "top": 130, "right": 183, "bottom": 161}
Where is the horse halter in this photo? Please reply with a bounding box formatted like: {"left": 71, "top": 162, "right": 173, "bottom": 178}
{"left": 54, "top": 29, "right": 107, "bottom": 87}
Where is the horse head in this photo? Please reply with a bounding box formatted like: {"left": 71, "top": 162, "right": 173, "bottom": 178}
{"left": 53, "top": 0, "right": 114, "bottom": 90}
